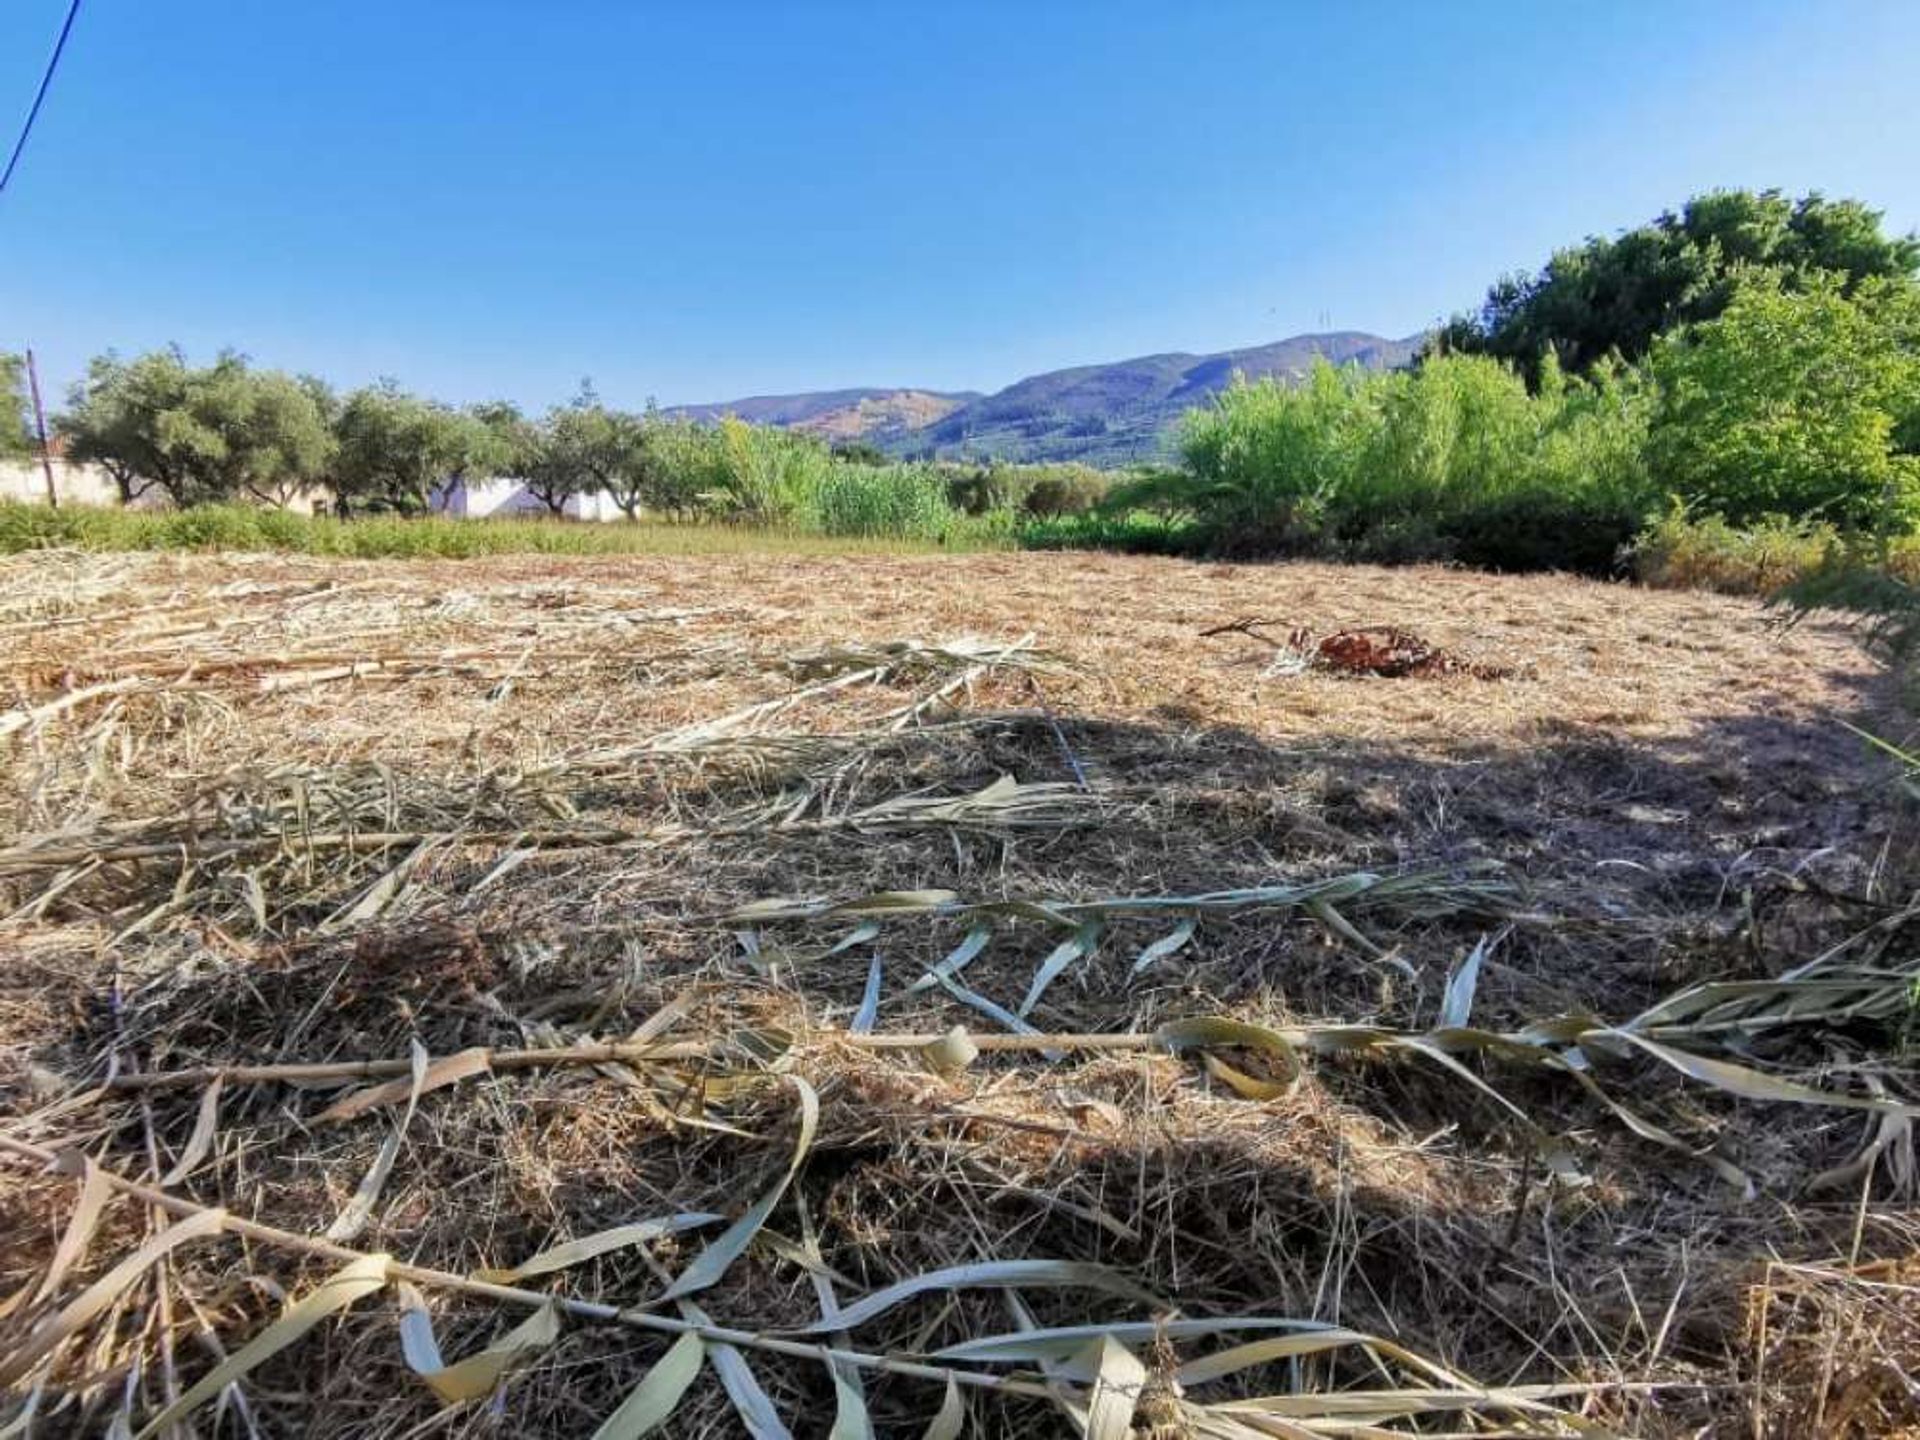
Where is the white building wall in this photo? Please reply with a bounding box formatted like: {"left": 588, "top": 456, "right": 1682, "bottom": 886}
{"left": 2, "top": 462, "right": 628, "bottom": 523}
{"left": 430, "top": 477, "right": 629, "bottom": 522}
{"left": 0, "top": 458, "right": 127, "bottom": 507}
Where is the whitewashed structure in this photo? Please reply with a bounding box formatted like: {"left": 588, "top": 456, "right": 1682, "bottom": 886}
{"left": 0, "top": 457, "right": 126, "bottom": 507}
{"left": 2, "top": 456, "right": 629, "bottom": 523}
{"left": 428, "top": 477, "right": 627, "bottom": 522}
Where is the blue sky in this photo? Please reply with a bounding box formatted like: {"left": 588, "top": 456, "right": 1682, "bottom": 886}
{"left": 3, "top": 1, "right": 1917, "bottom": 409}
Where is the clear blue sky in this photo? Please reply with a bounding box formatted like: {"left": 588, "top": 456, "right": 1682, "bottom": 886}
{"left": 3, "top": 1, "right": 1917, "bottom": 409}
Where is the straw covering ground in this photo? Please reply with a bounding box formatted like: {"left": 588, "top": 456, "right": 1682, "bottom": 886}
{"left": 0, "top": 547, "right": 1916, "bottom": 1438}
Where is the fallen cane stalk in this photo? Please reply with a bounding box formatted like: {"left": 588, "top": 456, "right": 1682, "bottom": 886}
{"left": 0, "top": 1132, "right": 1056, "bottom": 1401}
{"left": 98, "top": 1031, "right": 1163, "bottom": 1093}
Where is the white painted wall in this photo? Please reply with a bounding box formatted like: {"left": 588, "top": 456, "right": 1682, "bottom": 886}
{"left": 0, "top": 458, "right": 127, "bottom": 507}
{"left": 1, "top": 461, "right": 628, "bottom": 523}
{"left": 430, "top": 477, "right": 629, "bottom": 522}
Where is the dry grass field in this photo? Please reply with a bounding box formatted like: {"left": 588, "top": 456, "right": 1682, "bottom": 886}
{"left": 1, "top": 547, "right": 1916, "bottom": 1438}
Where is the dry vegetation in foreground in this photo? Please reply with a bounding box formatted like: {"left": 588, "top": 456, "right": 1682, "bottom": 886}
{"left": 0, "top": 547, "right": 1916, "bottom": 1438}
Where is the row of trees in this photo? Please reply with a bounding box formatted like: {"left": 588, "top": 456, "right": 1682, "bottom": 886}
{"left": 48, "top": 350, "right": 733, "bottom": 518}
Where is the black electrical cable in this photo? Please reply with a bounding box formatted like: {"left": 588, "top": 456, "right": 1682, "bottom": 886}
{"left": 0, "top": 0, "right": 84, "bottom": 197}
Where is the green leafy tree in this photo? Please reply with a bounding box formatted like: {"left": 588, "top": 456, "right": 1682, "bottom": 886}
{"left": 0, "top": 354, "right": 31, "bottom": 461}
{"left": 1647, "top": 273, "right": 1920, "bottom": 527}
{"left": 525, "top": 390, "right": 633, "bottom": 516}
{"left": 621, "top": 412, "right": 721, "bottom": 519}
{"left": 1435, "top": 190, "right": 1920, "bottom": 384}
{"left": 469, "top": 400, "right": 539, "bottom": 476}
{"left": 332, "top": 382, "right": 503, "bottom": 513}
{"left": 57, "top": 349, "right": 334, "bottom": 506}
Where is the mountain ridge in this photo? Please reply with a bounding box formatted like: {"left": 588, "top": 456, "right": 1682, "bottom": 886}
{"left": 670, "top": 330, "right": 1421, "bottom": 465}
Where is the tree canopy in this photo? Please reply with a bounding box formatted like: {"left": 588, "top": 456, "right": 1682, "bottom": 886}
{"left": 332, "top": 383, "right": 505, "bottom": 512}
{"left": 57, "top": 349, "right": 334, "bottom": 506}
{"left": 1648, "top": 272, "right": 1920, "bottom": 527}
{"left": 1433, "top": 190, "right": 1920, "bottom": 384}
{"left": 0, "top": 354, "right": 31, "bottom": 461}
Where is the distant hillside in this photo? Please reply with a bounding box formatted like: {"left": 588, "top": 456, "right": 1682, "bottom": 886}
{"left": 672, "top": 331, "right": 1420, "bottom": 466}
{"left": 665, "top": 388, "right": 977, "bottom": 446}
{"left": 908, "top": 332, "right": 1419, "bottom": 464}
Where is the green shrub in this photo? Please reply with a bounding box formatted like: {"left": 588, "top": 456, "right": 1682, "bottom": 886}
{"left": 1443, "top": 490, "right": 1646, "bottom": 575}
{"left": 1176, "top": 354, "right": 1655, "bottom": 571}
{"left": 941, "top": 462, "right": 1108, "bottom": 519}
{"left": 1647, "top": 274, "right": 1920, "bottom": 527}
{"left": 1020, "top": 465, "right": 1109, "bottom": 518}
{"left": 1632, "top": 507, "right": 1848, "bottom": 595}
{"left": 1094, "top": 466, "right": 1198, "bottom": 522}
{"left": 1181, "top": 361, "right": 1372, "bottom": 552}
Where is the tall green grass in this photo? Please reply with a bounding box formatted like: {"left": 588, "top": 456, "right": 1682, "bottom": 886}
{"left": 0, "top": 501, "right": 1005, "bottom": 560}
{"left": 1177, "top": 354, "right": 1656, "bottom": 572}
{"left": 811, "top": 462, "right": 957, "bottom": 538}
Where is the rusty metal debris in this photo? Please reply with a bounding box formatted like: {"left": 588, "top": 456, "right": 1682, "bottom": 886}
{"left": 1202, "top": 617, "right": 1511, "bottom": 679}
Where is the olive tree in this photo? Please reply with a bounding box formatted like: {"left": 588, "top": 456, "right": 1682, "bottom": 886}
{"left": 332, "top": 382, "right": 505, "bottom": 513}
{"left": 57, "top": 349, "right": 334, "bottom": 507}
{"left": 525, "top": 389, "right": 649, "bottom": 517}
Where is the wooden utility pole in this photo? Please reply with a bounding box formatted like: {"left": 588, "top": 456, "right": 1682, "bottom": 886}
{"left": 24, "top": 348, "right": 57, "bottom": 508}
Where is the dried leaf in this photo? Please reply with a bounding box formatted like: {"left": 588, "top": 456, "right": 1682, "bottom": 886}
{"left": 827, "top": 922, "right": 884, "bottom": 955}
{"left": 318, "top": 1047, "right": 493, "bottom": 1124}
{"left": 590, "top": 1331, "right": 706, "bottom": 1438}
{"left": 1201, "top": 1051, "right": 1296, "bottom": 1102}
{"left": 921, "top": 1376, "right": 966, "bottom": 1440}
{"left": 798, "top": 1195, "right": 870, "bottom": 1440}
{"left": 678, "top": 1297, "right": 790, "bottom": 1438}
{"left": 475, "top": 1213, "right": 724, "bottom": 1284}
{"left": 0, "top": 1206, "right": 227, "bottom": 1389}
{"left": 325, "top": 1040, "right": 430, "bottom": 1243}
{"left": 851, "top": 955, "right": 883, "bottom": 1034}
{"left": 907, "top": 924, "right": 994, "bottom": 995}
{"left": 160, "top": 1077, "right": 224, "bottom": 1186}
{"left": 921, "top": 1025, "right": 979, "bottom": 1076}
{"left": 1157, "top": 1017, "right": 1302, "bottom": 1092}
{"left": 1017, "top": 922, "right": 1101, "bottom": 1018}
{"left": 1599, "top": 1030, "right": 1920, "bottom": 1114}
{"left": 935, "top": 1317, "right": 1336, "bottom": 1364}
{"left": 1438, "top": 936, "right": 1488, "bottom": 1029}
{"left": 801, "top": 1260, "right": 1158, "bottom": 1334}
{"left": 1074, "top": 1335, "right": 1145, "bottom": 1440}
{"left": 932, "top": 969, "right": 1050, "bottom": 1046}
{"left": 37, "top": 1156, "right": 114, "bottom": 1302}
{"left": 663, "top": 1075, "right": 819, "bottom": 1300}
{"left": 1129, "top": 918, "right": 1196, "bottom": 977}
{"left": 323, "top": 839, "right": 434, "bottom": 932}
{"left": 398, "top": 1282, "right": 560, "bottom": 1403}
{"left": 134, "top": 1253, "right": 390, "bottom": 1438}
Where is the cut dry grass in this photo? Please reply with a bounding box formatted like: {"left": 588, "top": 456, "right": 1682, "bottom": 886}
{"left": 1, "top": 547, "right": 1916, "bottom": 1437}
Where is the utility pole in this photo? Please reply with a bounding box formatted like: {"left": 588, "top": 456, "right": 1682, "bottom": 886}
{"left": 25, "top": 348, "right": 57, "bottom": 508}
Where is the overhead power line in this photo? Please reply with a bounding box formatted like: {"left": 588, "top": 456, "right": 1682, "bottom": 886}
{"left": 0, "top": 0, "right": 84, "bottom": 197}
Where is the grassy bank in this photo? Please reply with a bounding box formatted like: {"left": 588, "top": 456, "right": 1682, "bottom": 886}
{"left": 0, "top": 501, "right": 1010, "bottom": 559}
